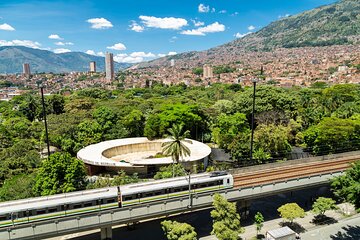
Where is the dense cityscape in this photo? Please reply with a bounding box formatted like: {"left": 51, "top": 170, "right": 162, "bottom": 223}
{"left": 0, "top": 0, "right": 360, "bottom": 240}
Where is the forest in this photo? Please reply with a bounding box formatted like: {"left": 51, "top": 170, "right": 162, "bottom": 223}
{"left": 1, "top": 82, "right": 360, "bottom": 201}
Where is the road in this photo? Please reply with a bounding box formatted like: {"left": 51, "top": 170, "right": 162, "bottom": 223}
{"left": 301, "top": 216, "right": 360, "bottom": 240}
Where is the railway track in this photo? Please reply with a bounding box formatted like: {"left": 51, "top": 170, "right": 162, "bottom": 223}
{"left": 233, "top": 158, "right": 356, "bottom": 188}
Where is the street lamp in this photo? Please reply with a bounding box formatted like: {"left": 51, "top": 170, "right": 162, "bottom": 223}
{"left": 250, "top": 78, "right": 257, "bottom": 162}
{"left": 37, "top": 81, "right": 50, "bottom": 158}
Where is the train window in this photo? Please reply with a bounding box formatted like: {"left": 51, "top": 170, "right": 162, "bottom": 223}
{"left": 48, "top": 208, "right": 57, "bottom": 213}
{"left": 37, "top": 210, "right": 46, "bottom": 215}
{"left": 145, "top": 193, "right": 153, "bottom": 197}
{"left": 73, "top": 204, "right": 82, "bottom": 209}
{"left": 227, "top": 179, "right": 230, "bottom": 184}
{"left": 155, "top": 191, "right": 162, "bottom": 195}
{"left": 84, "top": 202, "right": 93, "bottom": 207}
{"left": 107, "top": 199, "right": 115, "bottom": 203}
{"left": 0, "top": 215, "right": 7, "bottom": 221}
{"left": 124, "top": 196, "right": 133, "bottom": 201}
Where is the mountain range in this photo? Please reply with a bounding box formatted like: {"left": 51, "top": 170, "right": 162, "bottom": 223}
{"left": 0, "top": 46, "right": 130, "bottom": 74}
{"left": 136, "top": 0, "right": 360, "bottom": 68}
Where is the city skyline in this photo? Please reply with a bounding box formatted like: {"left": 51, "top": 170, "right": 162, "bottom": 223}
{"left": 0, "top": 0, "right": 337, "bottom": 64}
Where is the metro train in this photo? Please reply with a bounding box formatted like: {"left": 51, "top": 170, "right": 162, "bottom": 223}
{"left": 0, "top": 172, "right": 233, "bottom": 227}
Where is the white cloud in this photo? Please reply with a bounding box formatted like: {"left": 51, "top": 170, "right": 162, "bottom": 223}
{"left": 114, "top": 54, "right": 143, "bottom": 63}
{"left": 53, "top": 48, "right": 71, "bottom": 54}
{"left": 86, "top": 50, "right": 105, "bottom": 57}
{"left": 0, "top": 39, "right": 41, "bottom": 48}
{"left": 169, "top": 36, "right": 178, "bottom": 43}
{"left": 181, "top": 22, "right": 225, "bottom": 36}
{"left": 231, "top": 12, "right": 239, "bottom": 16}
{"left": 219, "top": 10, "right": 227, "bottom": 14}
{"left": 107, "top": 43, "right": 126, "bottom": 51}
{"left": 48, "top": 34, "right": 62, "bottom": 40}
{"left": 0, "top": 23, "right": 15, "bottom": 31}
{"left": 211, "top": 8, "right": 216, "bottom": 13}
{"left": 87, "top": 18, "right": 113, "bottom": 29}
{"left": 198, "top": 4, "right": 210, "bottom": 13}
{"left": 168, "top": 51, "right": 177, "bottom": 56}
{"left": 130, "top": 22, "right": 144, "bottom": 32}
{"left": 234, "top": 32, "right": 252, "bottom": 38}
{"left": 130, "top": 52, "right": 155, "bottom": 58}
{"left": 139, "top": 16, "right": 187, "bottom": 30}
{"left": 97, "top": 51, "right": 105, "bottom": 57}
{"left": 86, "top": 50, "right": 96, "bottom": 55}
{"left": 248, "top": 25, "right": 256, "bottom": 31}
{"left": 191, "top": 19, "right": 204, "bottom": 27}
{"left": 157, "top": 53, "right": 166, "bottom": 57}
{"left": 278, "top": 13, "right": 290, "bottom": 19}
{"left": 55, "top": 41, "right": 73, "bottom": 46}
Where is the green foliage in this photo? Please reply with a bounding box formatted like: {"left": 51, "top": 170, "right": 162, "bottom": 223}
{"left": 154, "top": 164, "right": 186, "bottom": 180}
{"left": 212, "top": 113, "right": 248, "bottom": 149}
{"left": 33, "top": 152, "right": 86, "bottom": 196}
{"left": 311, "top": 197, "right": 338, "bottom": 216}
{"left": 304, "top": 117, "right": 360, "bottom": 155}
{"left": 331, "top": 161, "right": 360, "bottom": 209}
{"left": 192, "top": 67, "right": 203, "bottom": 76}
{"left": 211, "top": 194, "right": 243, "bottom": 240}
{"left": 254, "top": 124, "right": 292, "bottom": 158}
{"left": 0, "top": 174, "right": 36, "bottom": 202}
{"left": 144, "top": 103, "right": 206, "bottom": 140}
{"left": 254, "top": 212, "right": 264, "bottom": 234}
{"left": 213, "top": 65, "right": 236, "bottom": 74}
{"left": 162, "top": 124, "right": 192, "bottom": 163}
{"left": 161, "top": 220, "right": 197, "bottom": 240}
{"left": 87, "top": 171, "right": 140, "bottom": 189}
{"left": 277, "top": 203, "right": 305, "bottom": 223}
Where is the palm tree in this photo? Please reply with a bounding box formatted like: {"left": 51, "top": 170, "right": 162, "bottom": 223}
{"left": 162, "top": 124, "right": 192, "bottom": 176}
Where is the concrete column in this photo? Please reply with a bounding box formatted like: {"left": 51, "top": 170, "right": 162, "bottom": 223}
{"left": 237, "top": 200, "right": 251, "bottom": 220}
{"left": 100, "top": 226, "right": 112, "bottom": 240}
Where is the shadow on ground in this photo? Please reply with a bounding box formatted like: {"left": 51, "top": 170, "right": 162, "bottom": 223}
{"left": 279, "top": 221, "right": 306, "bottom": 233}
{"left": 311, "top": 215, "right": 338, "bottom": 225}
{"left": 330, "top": 225, "right": 360, "bottom": 240}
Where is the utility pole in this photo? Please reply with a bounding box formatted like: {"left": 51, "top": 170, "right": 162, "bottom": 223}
{"left": 40, "top": 85, "right": 50, "bottom": 157}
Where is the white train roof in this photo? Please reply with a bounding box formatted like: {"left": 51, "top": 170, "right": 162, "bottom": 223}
{"left": 0, "top": 173, "right": 231, "bottom": 215}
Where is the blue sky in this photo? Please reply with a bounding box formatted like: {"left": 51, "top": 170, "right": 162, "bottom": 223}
{"left": 0, "top": 0, "right": 337, "bottom": 63}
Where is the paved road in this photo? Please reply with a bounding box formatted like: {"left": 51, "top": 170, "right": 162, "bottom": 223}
{"left": 301, "top": 216, "right": 360, "bottom": 240}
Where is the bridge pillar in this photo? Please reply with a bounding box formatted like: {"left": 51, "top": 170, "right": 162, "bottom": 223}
{"left": 100, "top": 226, "right": 112, "bottom": 240}
{"left": 237, "top": 200, "right": 251, "bottom": 220}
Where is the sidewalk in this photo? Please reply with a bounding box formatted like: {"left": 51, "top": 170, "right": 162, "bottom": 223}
{"left": 200, "top": 203, "right": 359, "bottom": 240}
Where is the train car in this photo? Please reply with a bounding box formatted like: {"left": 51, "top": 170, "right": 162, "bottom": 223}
{"left": 0, "top": 172, "right": 233, "bottom": 228}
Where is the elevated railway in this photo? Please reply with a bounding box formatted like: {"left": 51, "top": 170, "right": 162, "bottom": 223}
{"left": 0, "top": 151, "right": 358, "bottom": 240}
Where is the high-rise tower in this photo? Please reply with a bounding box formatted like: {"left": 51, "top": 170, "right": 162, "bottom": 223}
{"left": 203, "top": 64, "right": 213, "bottom": 78}
{"left": 105, "top": 53, "right": 114, "bottom": 81}
{"left": 90, "top": 61, "right": 96, "bottom": 73}
{"left": 23, "top": 63, "right": 31, "bottom": 77}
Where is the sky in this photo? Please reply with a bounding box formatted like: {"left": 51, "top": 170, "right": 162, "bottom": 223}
{"left": 0, "top": 0, "right": 338, "bottom": 63}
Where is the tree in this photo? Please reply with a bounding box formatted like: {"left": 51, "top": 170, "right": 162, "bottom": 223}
{"left": 162, "top": 124, "right": 192, "bottom": 164}
{"left": 0, "top": 174, "right": 36, "bottom": 202}
{"left": 154, "top": 164, "right": 186, "bottom": 180}
{"left": 304, "top": 117, "right": 360, "bottom": 155}
{"left": 161, "top": 220, "right": 197, "bottom": 240}
{"left": 211, "top": 113, "right": 248, "bottom": 149}
{"left": 211, "top": 193, "right": 243, "bottom": 240}
{"left": 277, "top": 203, "right": 305, "bottom": 223}
{"left": 33, "top": 152, "right": 86, "bottom": 196}
{"left": 254, "top": 124, "right": 292, "bottom": 158}
{"left": 331, "top": 161, "right": 360, "bottom": 209}
{"left": 312, "top": 197, "right": 338, "bottom": 216}
{"left": 254, "top": 212, "right": 264, "bottom": 235}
